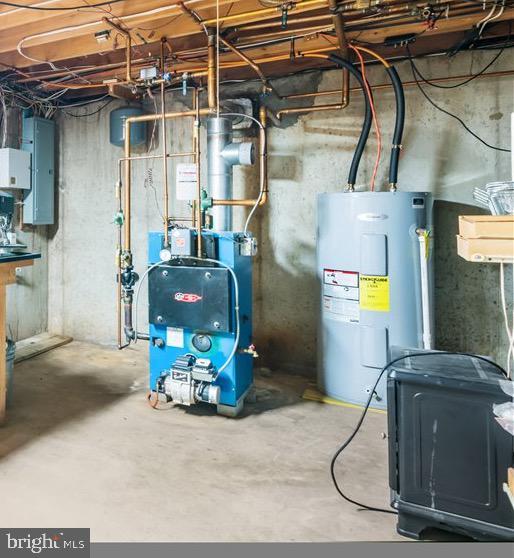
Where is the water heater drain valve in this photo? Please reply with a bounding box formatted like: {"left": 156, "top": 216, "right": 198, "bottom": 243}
{"left": 162, "top": 355, "right": 220, "bottom": 407}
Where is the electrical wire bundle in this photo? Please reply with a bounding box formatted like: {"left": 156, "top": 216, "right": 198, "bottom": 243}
{"left": 406, "top": 44, "right": 511, "bottom": 153}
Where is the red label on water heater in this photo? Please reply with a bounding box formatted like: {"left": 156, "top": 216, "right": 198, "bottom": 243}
{"left": 174, "top": 292, "right": 203, "bottom": 303}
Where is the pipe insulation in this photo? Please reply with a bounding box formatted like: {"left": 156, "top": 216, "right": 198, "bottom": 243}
{"left": 385, "top": 66, "right": 405, "bottom": 188}
{"left": 328, "top": 54, "right": 372, "bottom": 187}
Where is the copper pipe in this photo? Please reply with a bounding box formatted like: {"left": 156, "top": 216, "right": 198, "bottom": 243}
{"left": 277, "top": 102, "right": 348, "bottom": 118}
{"left": 281, "top": 68, "right": 514, "bottom": 100}
{"left": 207, "top": 30, "right": 217, "bottom": 110}
{"left": 123, "top": 108, "right": 212, "bottom": 252}
{"left": 278, "top": 67, "right": 350, "bottom": 118}
{"left": 103, "top": 17, "right": 132, "bottom": 83}
{"left": 119, "top": 152, "right": 196, "bottom": 163}
{"left": 212, "top": 105, "right": 268, "bottom": 208}
{"left": 237, "top": 23, "right": 335, "bottom": 42}
{"left": 329, "top": 0, "right": 346, "bottom": 53}
{"left": 212, "top": 199, "right": 260, "bottom": 206}
{"left": 203, "top": 0, "right": 327, "bottom": 25}
{"left": 219, "top": 36, "right": 270, "bottom": 90}
{"left": 193, "top": 87, "right": 203, "bottom": 258}
{"left": 123, "top": 123, "right": 132, "bottom": 251}
{"left": 259, "top": 104, "right": 268, "bottom": 204}
{"left": 328, "top": 0, "right": 350, "bottom": 108}
{"left": 236, "top": 14, "right": 332, "bottom": 32}
{"left": 179, "top": 45, "right": 337, "bottom": 76}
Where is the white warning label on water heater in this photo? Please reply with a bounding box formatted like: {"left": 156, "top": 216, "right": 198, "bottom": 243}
{"left": 322, "top": 269, "right": 360, "bottom": 323}
{"left": 324, "top": 269, "right": 359, "bottom": 288}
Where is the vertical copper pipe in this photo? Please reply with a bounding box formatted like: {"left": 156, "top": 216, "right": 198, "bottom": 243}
{"left": 102, "top": 18, "right": 132, "bottom": 83}
{"left": 207, "top": 30, "right": 217, "bottom": 110}
{"left": 126, "top": 36, "right": 132, "bottom": 83}
{"left": 219, "top": 36, "right": 269, "bottom": 89}
{"left": 328, "top": 0, "right": 350, "bottom": 106}
{"left": 259, "top": 105, "right": 268, "bottom": 203}
{"left": 124, "top": 122, "right": 131, "bottom": 250}
{"left": 193, "top": 87, "right": 202, "bottom": 257}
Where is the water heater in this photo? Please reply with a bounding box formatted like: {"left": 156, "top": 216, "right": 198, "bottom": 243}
{"left": 317, "top": 191, "right": 433, "bottom": 408}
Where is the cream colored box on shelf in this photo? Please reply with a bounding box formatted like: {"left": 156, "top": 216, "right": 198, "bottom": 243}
{"left": 457, "top": 215, "right": 514, "bottom": 262}
{"left": 458, "top": 215, "right": 514, "bottom": 239}
{"left": 457, "top": 235, "right": 514, "bottom": 262}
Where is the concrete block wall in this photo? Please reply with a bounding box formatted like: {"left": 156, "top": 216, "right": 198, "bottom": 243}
{"left": 49, "top": 49, "right": 514, "bottom": 374}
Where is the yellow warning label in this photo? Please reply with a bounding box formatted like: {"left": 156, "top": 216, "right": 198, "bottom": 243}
{"left": 359, "top": 275, "right": 390, "bottom": 312}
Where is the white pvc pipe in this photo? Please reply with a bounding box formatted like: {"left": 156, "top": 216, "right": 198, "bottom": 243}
{"left": 417, "top": 230, "right": 433, "bottom": 350}
{"left": 511, "top": 112, "right": 514, "bottom": 181}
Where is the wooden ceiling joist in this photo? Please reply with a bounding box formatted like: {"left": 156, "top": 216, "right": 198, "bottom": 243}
{"left": 0, "top": 0, "right": 512, "bottom": 98}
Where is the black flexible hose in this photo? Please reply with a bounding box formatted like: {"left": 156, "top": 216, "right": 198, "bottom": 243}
{"left": 328, "top": 54, "right": 372, "bottom": 188}
{"left": 385, "top": 66, "right": 405, "bottom": 187}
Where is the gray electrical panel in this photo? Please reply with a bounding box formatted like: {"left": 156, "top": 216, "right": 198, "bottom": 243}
{"left": 22, "top": 116, "right": 55, "bottom": 225}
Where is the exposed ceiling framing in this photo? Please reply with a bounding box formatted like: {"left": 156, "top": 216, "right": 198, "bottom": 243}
{"left": 0, "top": 0, "right": 513, "bottom": 101}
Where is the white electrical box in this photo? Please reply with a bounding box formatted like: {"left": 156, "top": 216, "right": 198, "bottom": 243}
{"left": 0, "top": 148, "right": 31, "bottom": 190}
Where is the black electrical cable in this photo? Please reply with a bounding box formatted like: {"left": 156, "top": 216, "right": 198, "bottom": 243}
{"left": 406, "top": 46, "right": 511, "bottom": 153}
{"left": 328, "top": 54, "right": 372, "bottom": 187}
{"left": 0, "top": 0, "right": 124, "bottom": 9}
{"left": 62, "top": 97, "right": 114, "bottom": 117}
{"left": 411, "top": 48, "right": 505, "bottom": 89}
{"left": 331, "top": 350, "right": 509, "bottom": 515}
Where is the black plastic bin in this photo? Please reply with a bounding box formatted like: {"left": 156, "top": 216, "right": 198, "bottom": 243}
{"left": 388, "top": 350, "right": 514, "bottom": 541}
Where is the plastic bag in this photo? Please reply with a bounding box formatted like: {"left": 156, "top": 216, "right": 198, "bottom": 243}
{"left": 493, "top": 401, "right": 514, "bottom": 436}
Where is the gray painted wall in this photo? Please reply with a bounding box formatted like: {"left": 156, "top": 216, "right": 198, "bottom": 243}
{"left": 3, "top": 107, "right": 48, "bottom": 342}
{"left": 49, "top": 49, "right": 514, "bottom": 374}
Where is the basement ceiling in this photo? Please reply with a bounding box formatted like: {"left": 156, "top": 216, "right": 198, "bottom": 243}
{"left": 0, "top": 0, "right": 513, "bottom": 100}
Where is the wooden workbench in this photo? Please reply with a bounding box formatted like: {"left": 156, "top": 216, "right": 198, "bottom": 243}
{"left": 0, "top": 253, "right": 40, "bottom": 425}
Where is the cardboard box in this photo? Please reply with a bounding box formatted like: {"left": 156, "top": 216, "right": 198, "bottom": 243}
{"left": 459, "top": 215, "right": 514, "bottom": 239}
{"left": 457, "top": 235, "right": 514, "bottom": 262}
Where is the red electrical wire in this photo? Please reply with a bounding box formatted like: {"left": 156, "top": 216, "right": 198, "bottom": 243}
{"left": 349, "top": 45, "right": 381, "bottom": 192}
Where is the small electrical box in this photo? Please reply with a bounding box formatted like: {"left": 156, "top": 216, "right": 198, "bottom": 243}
{"left": 0, "top": 148, "right": 31, "bottom": 190}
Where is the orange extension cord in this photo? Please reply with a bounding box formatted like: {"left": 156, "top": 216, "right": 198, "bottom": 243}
{"left": 349, "top": 44, "right": 381, "bottom": 192}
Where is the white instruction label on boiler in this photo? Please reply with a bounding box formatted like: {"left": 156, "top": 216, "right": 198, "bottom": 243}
{"left": 166, "top": 327, "right": 184, "bottom": 348}
{"left": 176, "top": 163, "right": 198, "bottom": 200}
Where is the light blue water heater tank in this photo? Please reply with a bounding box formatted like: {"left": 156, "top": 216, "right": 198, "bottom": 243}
{"left": 109, "top": 106, "right": 147, "bottom": 147}
{"left": 317, "top": 191, "right": 433, "bottom": 409}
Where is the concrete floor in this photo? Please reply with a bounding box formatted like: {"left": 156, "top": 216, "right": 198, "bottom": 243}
{"left": 0, "top": 341, "right": 402, "bottom": 542}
